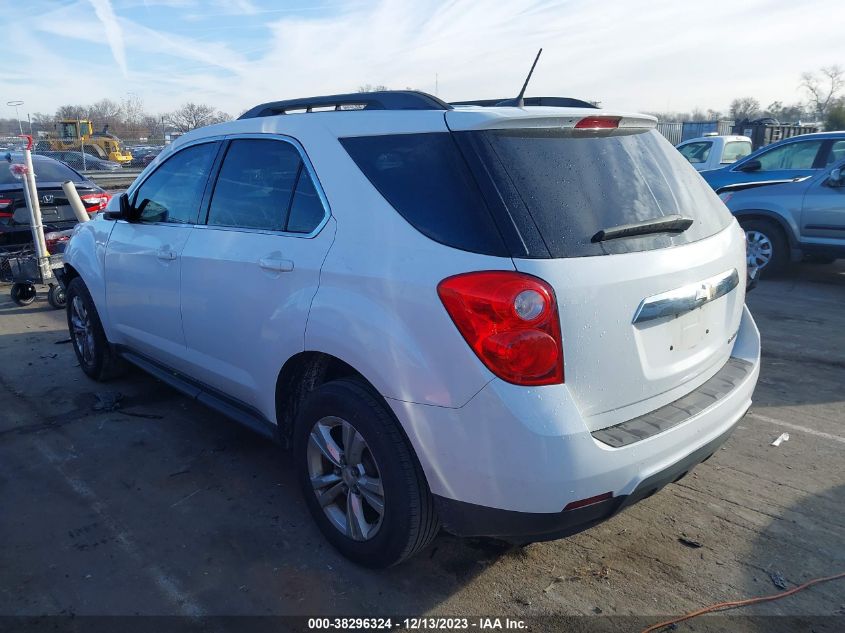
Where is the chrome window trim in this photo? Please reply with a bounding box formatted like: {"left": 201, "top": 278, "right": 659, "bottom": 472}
{"left": 195, "top": 133, "right": 331, "bottom": 239}
{"left": 632, "top": 268, "right": 739, "bottom": 324}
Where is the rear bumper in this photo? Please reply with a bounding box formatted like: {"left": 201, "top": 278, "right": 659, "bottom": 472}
{"left": 434, "top": 422, "right": 735, "bottom": 541}
{"left": 388, "top": 304, "right": 760, "bottom": 528}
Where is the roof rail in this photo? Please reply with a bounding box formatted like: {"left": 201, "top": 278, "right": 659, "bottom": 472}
{"left": 450, "top": 97, "right": 599, "bottom": 109}
{"left": 239, "top": 90, "right": 452, "bottom": 119}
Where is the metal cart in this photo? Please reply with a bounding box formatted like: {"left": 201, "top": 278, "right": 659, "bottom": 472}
{"left": 1, "top": 247, "right": 67, "bottom": 308}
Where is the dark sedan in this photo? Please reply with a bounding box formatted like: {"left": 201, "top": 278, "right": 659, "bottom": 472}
{"left": 1, "top": 153, "right": 111, "bottom": 250}
{"left": 38, "top": 150, "right": 122, "bottom": 172}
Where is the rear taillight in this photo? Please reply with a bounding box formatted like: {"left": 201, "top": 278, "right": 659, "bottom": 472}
{"left": 80, "top": 193, "right": 111, "bottom": 212}
{"left": 437, "top": 271, "right": 564, "bottom": 386}
{"left": 0, "top": 198, "right": 12, "bottom": 218}
{"left": 44, "top": 231, "right": 71, "bottom": 250}
{"left": 574, "top": 116, "right": 620, "bottom": 129}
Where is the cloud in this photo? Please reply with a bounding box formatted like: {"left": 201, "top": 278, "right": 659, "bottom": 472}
{"left": 8, "top": 0, "right": 845, "bottom": 116}
{"left": 86, "top": 0, "right": 128, "bottom": 76}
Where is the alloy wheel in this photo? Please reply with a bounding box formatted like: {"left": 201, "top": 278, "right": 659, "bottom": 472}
{"left": 306, "top": 416, "right": 385, "bottom": 541}
{"left": 745, "top": 230, "right": 773, "bottom": 269}
{"left": 70, "top": 295, "right": 95, "bottom": 367}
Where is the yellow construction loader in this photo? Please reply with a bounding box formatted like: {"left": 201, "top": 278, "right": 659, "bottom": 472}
{"left": 39, "top": 120, "right": 132, "bottom": 165}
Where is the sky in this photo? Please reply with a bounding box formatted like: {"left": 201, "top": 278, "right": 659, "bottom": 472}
{"left": 1, "top": 0, "right": 844, "bottom": 118}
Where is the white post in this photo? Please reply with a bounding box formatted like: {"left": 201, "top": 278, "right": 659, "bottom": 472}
{"left": 21, "top": 140, "right": 51, "bottom": 278}
{"left": 62, "top": 180, "right": 90, "bottom": 224}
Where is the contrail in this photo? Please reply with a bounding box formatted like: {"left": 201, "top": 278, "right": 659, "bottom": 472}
{"left": 87, "top": 0, "right": 128, "bottom": 76}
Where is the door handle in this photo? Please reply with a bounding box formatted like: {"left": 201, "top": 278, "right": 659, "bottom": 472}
{"left": 259, "top": 256, "right": 294, "bottom": 272}
{"left": 156, "top": 249, "right": 177, "bottom": 261}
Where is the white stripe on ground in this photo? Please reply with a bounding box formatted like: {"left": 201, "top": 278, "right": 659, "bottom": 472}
{"left": 35, "top": 442, "right": 207, "bottom": 617}
{"left": 747, "top": 412, "right": 845, "bottom": 445}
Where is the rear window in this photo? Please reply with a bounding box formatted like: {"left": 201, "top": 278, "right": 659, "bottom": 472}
{"left": 722, "top": 140, "right": 752, "bottom": 163}
{"left": 0, "top": 158, "right": 83, "bottom": 185}
{"left": 463, "top": 129, "right": 733, "bottom": 258}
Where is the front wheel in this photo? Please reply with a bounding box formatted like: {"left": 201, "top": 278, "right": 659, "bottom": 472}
{"left": 293, "top": 378, "right": 439, "bottom": 567}
{"left": 740, "top": 219, "right": 788, "bottom": 277}
{"left": 65, "top": 277, "right": 126, "bottom": 381}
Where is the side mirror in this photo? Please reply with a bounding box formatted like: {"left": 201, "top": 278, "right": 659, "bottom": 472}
{"left": 103, "top": 192, "right": 133, "bottom": 221}
{"left": 737, "top": 159, "right": 761, "bottom": 173}
{"left": 828, "top": 167, "right": 844, "bottom": 187}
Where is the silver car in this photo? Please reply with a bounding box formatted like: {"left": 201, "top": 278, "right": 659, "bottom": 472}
{"left": 720, "top": 159, "right": 845, "bottom": 275}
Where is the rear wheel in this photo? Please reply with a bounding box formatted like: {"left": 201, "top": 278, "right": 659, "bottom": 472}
{"left": 293, "top": 378, "right": 439, "bottom": 567}
{"left": 10, "top": 283, "right": 36, "bottom": 306}
{"left": 66, "top": 277, "right": 126, "bottom": 381}
{"left": 740, "top": 218, "right": 788, "bottom": 277}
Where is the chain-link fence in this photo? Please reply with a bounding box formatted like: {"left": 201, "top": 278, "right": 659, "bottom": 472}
{"left": 1, "top": 133, "right": 165, "bottom": 173}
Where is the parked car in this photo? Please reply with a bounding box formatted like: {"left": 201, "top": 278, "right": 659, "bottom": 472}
{"left": 60, "top": 91, "right": 760, "bottom": 567}
{"left": 0, "top": 153, "right": 111, "bottom": 250}
{"left": 39, "top": 150, "right": 122, "bottom": 172}
{"left": 676, "top": 135, "right": 752, "bottom": 171}
{"left": 720, "top": 158, "right": 845, "bottom": 275}
{"left": 127, "top": 146, "right": 162, "bottom": 168}
{"left": 702, "top": 131, "right": 845, "bottom": 191}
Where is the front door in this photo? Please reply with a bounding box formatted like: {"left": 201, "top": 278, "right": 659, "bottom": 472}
{"left": 801, "top": 164, "right": 845, "bottom": 242}
{"left": 180, "top": 136, "right": 334, "bottom": 417}
{"left": 105, "top": 141, "right": 219, "bottom": 368}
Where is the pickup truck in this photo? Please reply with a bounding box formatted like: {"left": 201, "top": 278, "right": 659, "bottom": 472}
{"left": 676, "top": 135, "right": 752, "bottom": 172}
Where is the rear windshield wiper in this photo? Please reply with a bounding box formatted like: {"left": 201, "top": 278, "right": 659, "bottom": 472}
{"left": 591, "top": 214, "right": 694, "bottom": 243}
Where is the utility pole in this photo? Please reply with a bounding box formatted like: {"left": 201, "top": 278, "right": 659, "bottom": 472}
{"left": 6, "top": 100, "right": 24, "bottom": 135}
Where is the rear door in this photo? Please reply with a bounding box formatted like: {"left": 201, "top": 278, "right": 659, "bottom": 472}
{"left": 105, "top": 141, "right": 219, "bottom": 368}
{"left": 450, "top": 121, "right": 746, "bottom": 430}
{"left": 179, "top": 135, "right": 334, "bottom": 412}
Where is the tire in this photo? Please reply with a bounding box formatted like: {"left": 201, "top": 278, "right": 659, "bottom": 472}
{"left": 10, "top": 283, "right": 36, "bottom": 306}
{"left": 740, "top": 218, "right": 789, "bottom": 277}
{"left": 65, "top": 277, "right": 126, "bottom": 381}
{"left": 293, "top": 378, "right": 439, "bottom": 567}
{"left": 47, "top": 284, "right": 67, "bottom": 309}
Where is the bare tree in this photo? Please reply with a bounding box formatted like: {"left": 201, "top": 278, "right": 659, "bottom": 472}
{"left": 801, "top": 65, "right": 844, "bottom": 121}
{"left": 358, "top": 84, "right": 389, "bottom": 93}
{"left": 826, "top": 99, "right": 845, "bottom": 131}
{"left": 88, "top": 99, "right": 123, "bottom": 132}
{"left": 729, "top": 97, "right": 761, "bottom": 122}
{"left": 166, "top": 103, "right": 230, "bottom": 133}
{"left": 55, "top": 104, "right": 89, "bottom": 121}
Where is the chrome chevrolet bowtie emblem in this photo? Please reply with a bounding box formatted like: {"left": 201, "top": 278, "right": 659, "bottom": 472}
{"left": 695, "top": 283, "right": 714, "bottom": 303}
{"left": 632, "top": 269, "right": 739, "bottom": 324}
{"left": 41, "top": 194, "right": 54, "bottom": 204}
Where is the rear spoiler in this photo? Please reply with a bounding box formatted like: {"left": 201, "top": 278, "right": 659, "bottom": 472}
{"left": 445, "top": 109, "right": 657, "bottom": 134}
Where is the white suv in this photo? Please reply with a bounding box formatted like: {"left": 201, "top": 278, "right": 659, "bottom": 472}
{"left": 61, "top": 91, "right": 760, "bottom": 567}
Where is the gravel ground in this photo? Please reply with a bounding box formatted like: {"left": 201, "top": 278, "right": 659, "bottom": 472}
{"left": 0, "top": 262, "right": 843, "bottom": 632}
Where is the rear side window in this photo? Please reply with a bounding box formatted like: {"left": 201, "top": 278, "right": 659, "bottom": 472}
{"left": 207, "top": 139, "right": 301, "bottom": 231}
{"left": 340, "top": 133, "right": 507, "bottom": 255}
{"left": 721, "top": 141, "right": 752, "bottom": 163}
{"left": 463, "top": 129, "right": 733, "bottom": 258}
{"left": 826, "top": 140, "right": 845, "bottom": 165}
